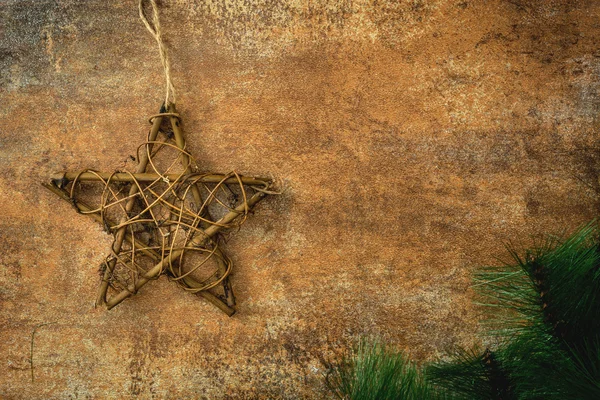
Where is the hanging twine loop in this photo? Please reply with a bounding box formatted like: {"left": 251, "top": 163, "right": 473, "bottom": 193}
{"left": 139, "top": 0, "right": 176, "bottom": 107}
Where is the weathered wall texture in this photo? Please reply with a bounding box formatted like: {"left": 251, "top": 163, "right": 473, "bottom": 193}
{"left": 2, "top": 0, "right": 600, "bottom": 398}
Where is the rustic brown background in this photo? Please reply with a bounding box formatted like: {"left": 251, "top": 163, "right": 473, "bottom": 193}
{"left": 2, "top": 0, "right": 600, "bottom": 398}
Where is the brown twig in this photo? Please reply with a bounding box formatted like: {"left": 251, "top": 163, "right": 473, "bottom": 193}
{"left": 95, "top": 111, "right": 165, "bottom": 306}
{"left": 52, "top": 171, "right": 271, "bottom": 187}
{"left": 167, "top": 104, "right": 235, "bottom": 305}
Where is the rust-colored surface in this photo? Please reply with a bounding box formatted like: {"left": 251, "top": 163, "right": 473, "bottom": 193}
{"left": 2, "top": 0, "right": 600, "bottom": 398}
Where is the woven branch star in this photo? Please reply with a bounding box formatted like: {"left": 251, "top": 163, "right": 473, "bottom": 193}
{"left": 45, "top": 104, "right": 274, "bottom": 315}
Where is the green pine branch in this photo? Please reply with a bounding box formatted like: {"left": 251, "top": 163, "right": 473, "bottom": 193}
{"left": 326, "top": 340, "right": 452, "bottom": 400}
{"left": 427, "top": 347, "right": 516, "bottom": 400}
{"left": 327, "top": 221, "right": 600, "bottom": 399}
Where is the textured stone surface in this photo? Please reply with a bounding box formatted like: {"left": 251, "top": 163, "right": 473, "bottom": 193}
{"left": 1, "top": 0, "right": 600, "bottom": 398}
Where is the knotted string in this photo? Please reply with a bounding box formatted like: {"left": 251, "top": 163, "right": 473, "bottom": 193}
{"left": 139, "top": 0, "right": 176, "bottom": 107}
